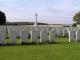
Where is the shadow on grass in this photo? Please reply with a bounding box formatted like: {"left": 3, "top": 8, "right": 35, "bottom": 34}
{"left": 0, "top": 42, "right": 69, "bottom": 47}
{"left": 55, "top": 42, "right": 69, "bottom": 44}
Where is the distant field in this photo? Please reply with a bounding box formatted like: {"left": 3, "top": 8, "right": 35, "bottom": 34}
{"left": 0, "top": 37, "right": 80, "bottom": 60}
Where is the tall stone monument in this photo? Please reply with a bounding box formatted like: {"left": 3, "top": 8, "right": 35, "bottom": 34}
{"left": 34, "top": 13, "right": 37, "bottom": 27}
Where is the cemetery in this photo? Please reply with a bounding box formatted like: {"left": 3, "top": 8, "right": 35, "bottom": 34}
{"left": 0, "top": 24, "right": 80, "bottom": 60}
{"left": 0, "top": 10, "right": 80, "bottom": 60}
{"left": 0, "top": 1, "right": 80, "bottom": 59}
{"left": 0, "top": 25, "right": 80, "bottom": 60}
{"left": 0, "top": 11, "right": 80, "bottom": 60}
{"left": 0, "top": 25, "right": 79, "bottom": 45}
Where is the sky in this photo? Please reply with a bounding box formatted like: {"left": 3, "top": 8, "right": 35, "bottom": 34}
{"left": 0, "top": 0, "right": 80, "bottom": 24}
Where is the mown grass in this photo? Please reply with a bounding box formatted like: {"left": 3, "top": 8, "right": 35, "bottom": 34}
{"left": 0, "top": 37, "right": 80, "bottom": 60}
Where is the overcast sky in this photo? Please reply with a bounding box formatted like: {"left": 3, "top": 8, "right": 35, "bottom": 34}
{"left": 0, "top": 0, "right": 80, "bottom": 24}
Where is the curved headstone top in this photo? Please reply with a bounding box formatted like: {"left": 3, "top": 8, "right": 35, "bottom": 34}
{"left": 0, "top": 11, "right": 6, "bottom": 25}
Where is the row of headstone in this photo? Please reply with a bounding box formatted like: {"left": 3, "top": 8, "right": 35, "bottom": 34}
{"left": 0, "top": 30, "right": 56, "bottom": 45}
{"left": 62, "top": 27, "right": 80, "bottom": 42}
{"left": 1, "top": 25, "right": 80, "bottom": 43}
{"left": 30, "top": 26, "right": 50, "bottom": 32}
{"left": 63, "top": 27, "right": 78, "bottom": 37}
{"left": 0, "top": 25, "right": 65, "bottom": 36}
{"left": 68, "top": 30, "right": 80, "bottom": 42}
{"left": 0, "top": 26, "right": 69, "bottom": 45}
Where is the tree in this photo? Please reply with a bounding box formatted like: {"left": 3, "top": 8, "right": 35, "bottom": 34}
{"left": 73, "top": 11, "right": 80, "bottom": 24}
{"left": 72, "top": 23, "right": 76, "bottom": 27}
{"left": 0, "top": 11, "right": 6, "bottom": 25}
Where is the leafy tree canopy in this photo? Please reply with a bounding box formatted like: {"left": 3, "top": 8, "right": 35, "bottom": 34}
{"left": 0, "top": 11, "right": 6, "bottom": 25}
{"left": 73, "top": 11, "right": 80, "bottom": 24}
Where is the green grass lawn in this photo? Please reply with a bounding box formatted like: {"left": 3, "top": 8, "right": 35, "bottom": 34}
{"left": 0, "top": 37, "right": 80, "bottom": 60}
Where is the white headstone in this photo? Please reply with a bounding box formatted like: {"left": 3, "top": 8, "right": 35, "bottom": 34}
{"left": 8, "top": 30, "right": 18, "bottom": 44}
{"left": 69, "top": 30, "right": 76, "bottom": 42}
{"left": 31, "top": 31, "right": 39, "bottom": 43}
{"left": 63, "top": 28, "right": 68, "bottom": 36}
{"left": 76, "top": 30, "right": 80, "bottom": 42}
{"left": 57, "top": 28, "right": 63, "bottom": 35}
{"left": 49, "top": 31, "right": 56, "bottom": 43}
{"left": 0, "top": 30, "right": 6, "bottom": 44}
{"left": 20, "top": 30, "right": 29, "bottom": 43}
{"left": 40, "top": 31, "right": 48, "bottom": 43}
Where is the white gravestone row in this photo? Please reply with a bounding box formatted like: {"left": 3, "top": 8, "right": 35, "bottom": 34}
{"left": 0, "top": 28, "right": 57, "bottom": 44}
{"left": 66, "top": 27, "right": 77, "bottom": 36}
{"left": 67, "top": 27, "right": 78, "bottom": 32}
{"left": 7, "top": 26, "right": 19, "bottom": 31}
{"left": 23, "top": 30, "right": 57, "bottom": 43}
{"left": 30, "top": 28, "right": 56, "bottom": 43}
{"left": 68, "top": 28, "right": 79, "bottom": 42}
{"left": 19, "top": 25, "right": 30, "bottom": 31}
{"left": 31, "top": 26, "right": 51, "bottom": 32}
{"left": 7, "top": 26, "right": 30, "bottom": 37}
{"left": 50, "top": 27, "right": 65, "bottom": 36}
{"left": 2, "top": 26, "right": 80, "bottom": 44}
